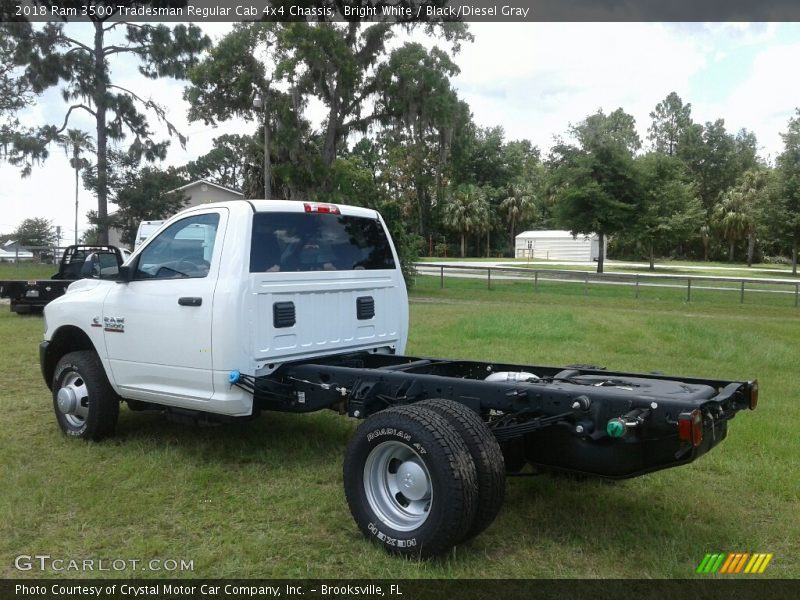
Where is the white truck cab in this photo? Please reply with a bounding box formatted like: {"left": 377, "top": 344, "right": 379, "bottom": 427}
{"left": 41, "top": 200, "right": 409, "bottom": 419}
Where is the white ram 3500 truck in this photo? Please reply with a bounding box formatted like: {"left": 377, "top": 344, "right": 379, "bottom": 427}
{"left": 40, "top": 200, "right": 757, "bottom": 558}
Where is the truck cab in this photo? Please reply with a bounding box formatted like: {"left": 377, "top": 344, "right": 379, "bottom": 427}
{"left": 41, "top": 200, "right": 409, "bottom": 417}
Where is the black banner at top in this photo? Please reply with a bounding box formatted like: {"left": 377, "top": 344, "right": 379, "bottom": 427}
{"left": 4, "top": 0, "right": 800, "bottom": 23}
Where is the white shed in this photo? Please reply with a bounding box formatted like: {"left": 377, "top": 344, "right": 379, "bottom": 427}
{"left": 514, "top": 230, "right": 606, "bottom": 261}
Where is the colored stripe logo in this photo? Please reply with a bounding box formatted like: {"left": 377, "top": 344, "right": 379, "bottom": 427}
{"left": 696, "top": 553, "right": 773, "bottom": 574}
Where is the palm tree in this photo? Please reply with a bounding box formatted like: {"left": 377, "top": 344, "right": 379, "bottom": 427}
{"left": 714, "top": 169, "right": 767, "bottom": 265}
{"left": 58, "top": 130, "right": 95, "bottom": 245}
{"left": 500, "top": 183, "right": 535, "bottom": 251}
{"left": 443, "top": 184, "right": 486, "bottom": 257}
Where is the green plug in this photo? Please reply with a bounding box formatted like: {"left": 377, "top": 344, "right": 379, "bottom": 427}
{"left": 607, "top": 418, "right": 626, "bottom": 438}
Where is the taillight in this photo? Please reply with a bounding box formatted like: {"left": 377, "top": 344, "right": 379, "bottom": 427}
{"left": 748, "top": 379, "right": 759, "bottom": 410}
{"left": 678, "top": 409, "right": 703, "bottom": 447}
{"left": 304, "top": 202, "right": 340, "bottom": 214}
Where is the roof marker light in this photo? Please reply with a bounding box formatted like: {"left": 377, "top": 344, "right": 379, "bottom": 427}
{"left": 304, "top": 202, "right": 340, "bottom": 215}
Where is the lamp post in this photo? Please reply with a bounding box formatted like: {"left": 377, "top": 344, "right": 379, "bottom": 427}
{"left": 252, "top": 89, "right": 272, "bottom": 199}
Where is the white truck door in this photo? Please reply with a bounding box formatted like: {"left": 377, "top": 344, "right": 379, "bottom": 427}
{"left": 102, "top": 210, "right": 227, "bottom": 406}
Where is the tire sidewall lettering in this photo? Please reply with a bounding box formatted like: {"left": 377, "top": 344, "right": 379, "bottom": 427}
{"left": 367, "top": 522, "right": 417, "bottom": 548}
{"left": 366, "top": 427, "right": 412, "bottom": 443}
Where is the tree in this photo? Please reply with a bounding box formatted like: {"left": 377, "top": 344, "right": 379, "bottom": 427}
{"left": 678, "top": 119, "right": 739, "bottom": 214}
{"left": 184, "top": 134, "right": 255, "bottom": 192}
{"left": 57, "top": 129, "right": 94, "bottom": 245}
{"left": 648, "top": 92, "right": 693, "bottom": 156}
{"left": 442, "top": 184, "right": 486, "bottom": 257}
{"left": 550, "top": 109, "right": 643, "bottom": 273}
{"left": 0, "top": 20, "right": 32, "bottom": 127}
{"left": 13, "top": 217, "right": 55, "bottom": 247}
{"left": 375, "top": 42, "right": 463, "bottom": 236}
{"left": 713, "top": 169, "right": 769, "bottom": 265}
{"left": 102, "top": 166, "right": 189, "bottom": 246}
{"left": 774, "top": 110, "right": 800, "bottom": 274}
{"left": 634, "top": 152, "right": 703, "bottom": 270}
{"left": 500, "top": 183, "right": 536, "bottom": 250}
{"left": 7, "top": 7, "right": 209, "bottom": 243}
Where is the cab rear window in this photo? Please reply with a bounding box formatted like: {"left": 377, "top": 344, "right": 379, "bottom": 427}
{"left": 249, "top": 212, "right": 396, "bottom": 273}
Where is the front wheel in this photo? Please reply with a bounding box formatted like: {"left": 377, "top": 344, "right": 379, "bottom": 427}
{"left": 52, "top": 351, "right": 119, "bottom": 441}
{"left": 343, "top": 405, "right": 478, "bottom": 558}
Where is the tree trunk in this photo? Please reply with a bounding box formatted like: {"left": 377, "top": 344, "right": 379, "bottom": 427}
{"left": 649, "top": 240, "right": 655, "bottom": 271}
{"left": 747, "top": 233, "right": 755, "bottom": 267}
{"left": 94, "top": 22, "right": 109, "bottom": 245}
{"left": 597, "top": 232, "right": 605, "bottom": 274}
{"left": 793, "top": 239, "right": 798, "bottom": 276}
{"left": 486, "top": 228, "right": 490, "bottom": 258}
{"left": 321, "top": 89, "right": 340, "bottom": 170}
{"left": 729, "top": 240, "right": 735, "bottom": 262}
{"left": 460, "top": 233, "right": 465, "bottom": 258}
{"left": 510, "top": 214, "right": 516, "bottom": 251}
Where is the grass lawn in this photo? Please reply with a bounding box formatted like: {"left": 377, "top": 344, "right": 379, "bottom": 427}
{"left": 0, "top": 263, "right": 57, "bottom": 280}
{"left": 0, "top": 283, "right": 797, "bottom": 579}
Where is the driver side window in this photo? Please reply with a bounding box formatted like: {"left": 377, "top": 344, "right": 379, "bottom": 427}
{"left": 134, "top": 213, "right": 220, "bottom": 280}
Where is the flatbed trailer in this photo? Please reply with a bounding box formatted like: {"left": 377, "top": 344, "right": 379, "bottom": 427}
{"left": 0, "top": 245, "right": 126, "bottom": 314}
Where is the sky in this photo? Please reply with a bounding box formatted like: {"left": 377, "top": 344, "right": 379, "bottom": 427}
{"left": 2, "top": 21, "right": 800, "bottom": 243}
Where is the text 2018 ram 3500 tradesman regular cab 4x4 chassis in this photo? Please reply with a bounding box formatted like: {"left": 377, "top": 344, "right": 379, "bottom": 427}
{"left": 39, "top": 200, "right": 757, "bottom": 558}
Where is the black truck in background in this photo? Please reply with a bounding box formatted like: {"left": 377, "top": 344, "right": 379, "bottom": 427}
{"left": 0, "top": 245, "right": 127, "bottom": 314}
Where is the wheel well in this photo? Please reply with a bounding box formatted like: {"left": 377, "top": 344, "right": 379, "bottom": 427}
{"left": 43, "top": 326, "right": 97, "bottom": 390}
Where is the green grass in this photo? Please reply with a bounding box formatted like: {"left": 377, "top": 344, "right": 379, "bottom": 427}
{"left": 0, "top": 263, "right": 57, "bottom": 280}
{"left": 0, "top": 285, "right": 798, "bottom": 579}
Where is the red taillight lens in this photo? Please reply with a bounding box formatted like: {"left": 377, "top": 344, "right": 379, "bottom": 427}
{"left": 678, "top": 409, "right": 703, "bottom": 448}
{"left": 748, "top": 379, "right": 759, "bottom": 410}
{"left": 303, "top": 202, "right": 340, "bottom": 214}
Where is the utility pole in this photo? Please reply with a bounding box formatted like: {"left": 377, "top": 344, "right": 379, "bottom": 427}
{"left": 253, "top": 86, "right": 272, "bottom": 199}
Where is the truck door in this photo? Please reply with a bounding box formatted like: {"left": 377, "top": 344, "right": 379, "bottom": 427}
{"left": 102, "top": 209, "right": 227, "bottom": 406}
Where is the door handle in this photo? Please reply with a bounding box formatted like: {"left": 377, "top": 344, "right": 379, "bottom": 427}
{"left": 178, "top": 297, "right": 202, "bottom": 306}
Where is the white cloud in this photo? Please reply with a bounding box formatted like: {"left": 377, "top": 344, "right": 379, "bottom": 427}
{"left": 699, "top": 41, "right": 800, "bottom": 162}
{"left": 451, "top": 23, "right": 707, "bottom": 150}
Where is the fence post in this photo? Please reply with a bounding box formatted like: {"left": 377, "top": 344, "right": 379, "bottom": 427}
{"left": 687, "top": 278, "right": 692, "bottom": 302}
{"left": 635, "top": 274, "right": 639, "bottom": 299}
{"left": 440, "top": 265, "right": 444, "bottom": 289}
{"left": 740, "top": 280, "right": 745, "bottom": 304}
{"left": 584, "top": 273, "right": 588, "bottom": 296}
{"left": 488, "top": 267, "right": 491, "bottom": 290}
{"left": 534, "top": 271, "right": 539, "bottom": 293}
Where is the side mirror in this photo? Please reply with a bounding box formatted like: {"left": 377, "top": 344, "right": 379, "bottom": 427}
{"left": 116, "top": 265, "right": 132, "bottom": 283}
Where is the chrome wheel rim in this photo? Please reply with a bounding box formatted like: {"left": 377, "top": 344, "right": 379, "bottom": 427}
{"left": 363, "top": 441, "right": 432, "bottom": 531}
{"left": 56, "top": 372, "right": 89, "bottom": 428}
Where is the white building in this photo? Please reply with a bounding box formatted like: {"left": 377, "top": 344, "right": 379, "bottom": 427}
{"left": 0, "top": 241, "right": 34, "bottom": 262}
{"left": 514, "top": 230, "right": 606, "bottom": 262}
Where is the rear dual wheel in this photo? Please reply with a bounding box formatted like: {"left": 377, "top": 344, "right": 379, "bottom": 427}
{"left": 343, "top": 401, "right": 505, "bottom": 558}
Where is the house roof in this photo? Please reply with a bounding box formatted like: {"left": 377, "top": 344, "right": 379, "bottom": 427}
{"left": 516, "top": 230, "right": 597, "bottom": 239}
{"left": 168, "top": 178, "right": 243, "bottom": 197}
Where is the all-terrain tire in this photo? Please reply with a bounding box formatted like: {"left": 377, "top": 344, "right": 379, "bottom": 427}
{"left": 52, "top": 351, "right": 120, "bottom": 441}
{"left": 416, "top": 399, "right": 506, "bottom": 541}
{"left": 343, "top": 404, "right": 478, "bottom": 558}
